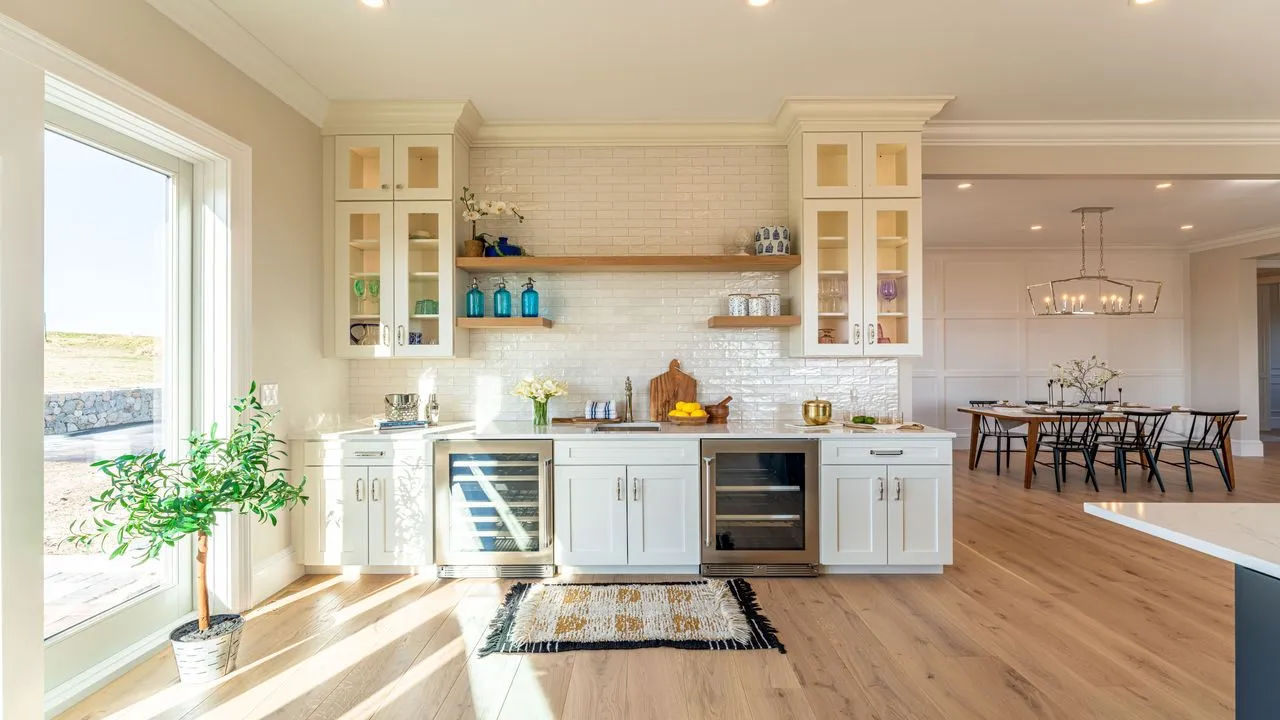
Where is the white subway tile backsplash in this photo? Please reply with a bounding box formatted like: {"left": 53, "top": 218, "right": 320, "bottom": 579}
{"left": 349, "top": 145, "right": 899, "bottom": 423}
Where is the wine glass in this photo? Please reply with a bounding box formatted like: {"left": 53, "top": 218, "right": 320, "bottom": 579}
{"left": 878, "top": 279, "right": 898, "bottom": 312}
{"left": 352, "top": 278, "right": 367, "bottom": 315}
{"left": 368, "top": 278, "right": 381, "bottom": 314}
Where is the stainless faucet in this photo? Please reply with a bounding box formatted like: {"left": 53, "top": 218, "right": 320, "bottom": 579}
{"left": 623, "top": 377, "right": 634, "bottom": 422}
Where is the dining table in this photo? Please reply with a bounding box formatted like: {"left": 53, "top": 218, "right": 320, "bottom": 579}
{"left": 957, "top": 405, "right": 1248, "bottom": 489}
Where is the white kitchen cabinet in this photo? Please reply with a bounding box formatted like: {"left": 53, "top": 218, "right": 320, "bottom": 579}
{"left": 334, "top": 200, "right": 462, "bottom": 358}
{"left": 820, "top": 466, "right": 887, "bottom": 565}
{"left": 391, "top": 135, "right": 452, "bottom": 201}
{"left": 862, "top": 132, "right": 922, "bottom": 198}
{"left": 335, "top": 135, "right": 394, "bottom": 201}
{"left": 554, "top": 465, "right": 629, "bottom": 566}
{"left": 335, "top": 135, "right": 451, "bottom": 202}
{"left": 301, "top": 442, "right": 433, "bottom": 567}
{"left": 627, "top": 465, "right": 700, "bottom": 566}
{"left": 553, "top": 462, "right": 699, "bottom": 568}
{"left": 862, "top": 198, "right": 923, "bottom": 357}
{"left": 802, "top": 132, "right": 862, "bottom": 199}
{"left": 887, "top": 465, "right": 952, "bottom": 566}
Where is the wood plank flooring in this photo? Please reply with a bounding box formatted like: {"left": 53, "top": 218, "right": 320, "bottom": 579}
{"left": 59, "top": 450, "right": 1280, "bottom": 720}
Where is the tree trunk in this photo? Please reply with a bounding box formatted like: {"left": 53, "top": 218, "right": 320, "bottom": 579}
{"left": 196, "top": 530, "right": 210, "bottom": 632}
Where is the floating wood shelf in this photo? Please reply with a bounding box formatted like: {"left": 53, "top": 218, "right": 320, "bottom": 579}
{"left": 456, "top": 317, "right": 554, "bottom": 329}
{"left": 707, "top": 315, "right": 802, "bottom": 329}
{"left": 456, "top": 255, "right": 801, "bottom": 274}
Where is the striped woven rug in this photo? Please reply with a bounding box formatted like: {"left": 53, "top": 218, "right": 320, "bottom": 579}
{"left": 478, "top": 578, "right": 784, "bottom": 656}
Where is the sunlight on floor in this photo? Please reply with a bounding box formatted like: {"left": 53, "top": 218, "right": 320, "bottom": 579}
{"left": 245, "top": 576, "right": 344, "bottom": 620}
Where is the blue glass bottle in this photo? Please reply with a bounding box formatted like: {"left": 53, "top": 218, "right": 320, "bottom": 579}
{"left": 494, "top": 278, "right": 512, "bottom": 318}
{"left": 521, "top": 277, "right": 540, "bottom": 318}
{"left": 465, "top": 278, "right": 485, "bottom": 318}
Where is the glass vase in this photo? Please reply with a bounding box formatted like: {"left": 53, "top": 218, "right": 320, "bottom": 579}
{"left": 532, "top": 400, "right": 549, "bottom": 426}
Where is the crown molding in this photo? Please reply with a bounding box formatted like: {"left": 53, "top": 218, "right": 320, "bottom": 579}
{"left": 473, "top": 121, "right": 780, "bottom": 148}
{"left": 774, "top": 96, "right": 954, "bottom": 141}
{"left": 323, "top": 99, "right": 483, "bottom": 138}
{"left": 924, "top": 120, "right": 1280, "bottom": 147}
{"left": 1187, "top": 223, "right": 1280, "bottom": 254}
{"left": 927, "top": 243, "right": 1187, "bottom": 253}
{"left": 145, "top": 0, "right": 328, "bottom": 126}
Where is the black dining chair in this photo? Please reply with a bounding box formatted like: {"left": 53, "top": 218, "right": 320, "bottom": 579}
{"left": 1037, "top": 409, "right": 1103, "bottom": 492}
{"left": 1156, "top": 410, "right": 1239, "bottom": 491}
{"left": 969, "top": 400, "right": 1028, "bottom": 476}
{"left": 1098, "top": 410, "right": 1169, "bottom": 492}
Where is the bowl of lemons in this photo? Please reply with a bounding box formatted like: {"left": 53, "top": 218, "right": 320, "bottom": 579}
{"left": 667, "top": 401, "right": 710, "bottom": 425}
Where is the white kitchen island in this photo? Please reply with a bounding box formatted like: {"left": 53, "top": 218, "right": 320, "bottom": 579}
{"left": 290, "top": 421, "right": 954, "bottom": 579}
{"left": 1085, "top": 503, "right": 1280, "bottom": 720}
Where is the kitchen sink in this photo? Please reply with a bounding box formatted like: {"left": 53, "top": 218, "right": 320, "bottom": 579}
{"left": 592, "top": 422, "right": 663, "bottom": 432}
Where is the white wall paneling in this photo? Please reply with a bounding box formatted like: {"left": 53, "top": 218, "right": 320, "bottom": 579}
{"left": 914, "top": 249, "right": 1190, "bottom": 446}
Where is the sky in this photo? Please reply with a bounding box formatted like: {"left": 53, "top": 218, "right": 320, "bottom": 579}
{"left": 44, "top": 129, "right": 168, "bottom": 336}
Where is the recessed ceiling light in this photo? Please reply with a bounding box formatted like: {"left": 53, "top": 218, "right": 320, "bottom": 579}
{"left": 957, "top": 183, "right": 973, "bottom": 190}
{"left": 1156, "top": 182, "right": 1173, "bottom": 189}
{"left": 1130, "top": 0, "right": 1157, "bottom": 5}
{"left": 748, "top": 0, "right": 771, "bottom": 6}
{"left": 360, "top": 0, "right": 386, "bottom": 7}
{"left": 1180, "top": 224, "right": 1195, "bottom": 230}
{"left": 1030, "top": 225, "right": 1043, "bottom": 231}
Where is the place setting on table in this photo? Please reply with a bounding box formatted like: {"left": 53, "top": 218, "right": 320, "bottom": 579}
{"left": 959, "top": 357, "right": 1246, "bottom": 491}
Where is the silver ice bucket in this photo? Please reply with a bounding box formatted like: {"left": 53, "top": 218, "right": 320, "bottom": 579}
{"left": 384, "top": 393, "right": 420, "bottom": 422}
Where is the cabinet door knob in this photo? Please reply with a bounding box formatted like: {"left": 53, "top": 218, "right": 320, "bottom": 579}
{"left": 380, "top": 183, "right": 390, "bottom": 190}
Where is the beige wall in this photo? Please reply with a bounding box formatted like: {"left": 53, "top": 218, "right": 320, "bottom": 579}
{"left": 924, "top": 144, "right": 1280, "bottom": 178}
{"left": 0, "top": 0, "right": 347, "bottom": 563}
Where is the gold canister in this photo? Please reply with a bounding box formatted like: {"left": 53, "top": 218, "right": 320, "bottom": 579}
{"left": 801, "top": 398, "right": 833, "bottom": 426}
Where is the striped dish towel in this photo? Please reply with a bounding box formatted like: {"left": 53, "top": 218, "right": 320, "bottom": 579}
{"left": 585, "top": 401, "right": 617, "bottom": 420}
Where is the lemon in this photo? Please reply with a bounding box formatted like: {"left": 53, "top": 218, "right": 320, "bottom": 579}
{"left": 668, "top": 410, "right": 690, "bottom": 417}
{"left": 690, "top": 410, "right": 708, "bottom": 418}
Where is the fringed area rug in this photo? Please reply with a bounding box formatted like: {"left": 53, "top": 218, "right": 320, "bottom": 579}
{"left": 478, "top": 579, "right": 784, "bottom": 656}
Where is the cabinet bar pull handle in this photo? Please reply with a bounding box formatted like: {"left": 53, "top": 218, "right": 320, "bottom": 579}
{"left": 878, "top": 478, "right": 885, "bottom": 501}
{"left": 895, "top": 478, "right": 903, "bottom": 501}
{"left": 354, "top": 450, "right": 386, "bottom": 458}
{"left": 853, "top": 325, "right": 861, "bottom": 345}
{"left": 633, "top": 477, "right": 639, "bottom": 501}
{"left": 397, "top": 325, "right": 406, "bottom": 346}
{"left": 867, "top": 323, "right": 877, "bottom": 344}
{"left": 371, "top": 478, "right": 380, "bottom": 502}
{"left": 617, "top": 477, "right": 622, "bottom": 501}
{"left": 355, "top": 479, "right": 364, "bottom": 502}
{"left": 381, "top": 324, "right": 390, "bottom": 346}
{"left": 870, "top": 449, "right": 904, "bottom": 456}
{"left": 542, "top": 459, "right": 554, "bottom": 551}
{"left": 702, "top": 457, "right": 714, "bottom": 548}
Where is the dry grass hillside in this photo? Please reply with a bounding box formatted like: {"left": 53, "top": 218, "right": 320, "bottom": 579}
{"left": 45, "top": 332, "right": 158, "bottom": 392}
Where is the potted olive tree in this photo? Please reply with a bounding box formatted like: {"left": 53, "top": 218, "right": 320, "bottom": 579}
{"left": 66, "top": 383, "right": 306, "bottom": 683}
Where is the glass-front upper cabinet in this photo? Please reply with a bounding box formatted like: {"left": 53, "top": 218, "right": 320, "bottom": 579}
{"left": 392, "top": 201, "right": 455, "bottom": 358}
{"left": 797, "top": 199, "right": 863, "bottom": 357}
{"left": 862, "top": 132, "right": 922, "bottom": 198}
{"left": 336, "top": 202, "right": 394, "bottom": 358}
{"left": 335, "top": 136, "right": 394, "bottom": 201}
{"left": 392, "top": 136, "right": 453, "bottom": 201}
{"left": 802, "top": 132, "right": 862, "bottom": 199}
{"left": 863, "top": 199, "right": 923, "bottom": 356}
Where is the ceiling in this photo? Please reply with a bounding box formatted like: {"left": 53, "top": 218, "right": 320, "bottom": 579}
{"left": 194, "top": 0, "right": 1280, "bottom": 123}
{"left": 923, "top": 178, "right": 1280, "bottom": 248}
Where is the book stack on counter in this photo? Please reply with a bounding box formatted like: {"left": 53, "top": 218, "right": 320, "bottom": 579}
{"left": 376, "top": 419, "right": 427, "bottom": 432}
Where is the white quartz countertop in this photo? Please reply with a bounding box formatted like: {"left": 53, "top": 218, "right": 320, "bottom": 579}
{"left": 1084, "top": 502, "right": 1280, "bottom": 579}
{"left": 293, "top": 420, "right": 955, "bottom": 441}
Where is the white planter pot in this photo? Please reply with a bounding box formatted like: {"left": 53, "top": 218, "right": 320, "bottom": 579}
{"left": 169, "top": 613, "right": 244, "bottom": 684}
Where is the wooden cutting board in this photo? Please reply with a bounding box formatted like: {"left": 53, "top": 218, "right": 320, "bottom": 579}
{"left": 649, "top": 359, "right": 697, "bottom": 421}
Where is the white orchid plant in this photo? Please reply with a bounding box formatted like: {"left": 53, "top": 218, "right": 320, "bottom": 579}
{"left": 460, "top": 186, "right": 525, "bottom": 247}
{"left": 511, "top": 375, "right": 568, "bottom": 404}
{"left": 1052, "top": 356, "right": 1124, "bottom": 401}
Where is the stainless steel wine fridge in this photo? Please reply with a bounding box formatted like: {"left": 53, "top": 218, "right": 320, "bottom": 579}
{"left": 700, "top": 439, "right": 819, "bottom": 577}
{"left": 434, "top": 440, "right": 555, "bottom": 578}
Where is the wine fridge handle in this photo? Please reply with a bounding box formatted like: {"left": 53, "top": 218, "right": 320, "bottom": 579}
{"left": 702, "top": 456, "right": 714, "bottom": 548}
{"left": 543, "top": 458, "right": 554, "bottom": 551}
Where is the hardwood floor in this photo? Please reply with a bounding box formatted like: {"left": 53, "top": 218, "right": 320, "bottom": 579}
{"left": 59, "top": 450, "right": 1280, "bottom": 720}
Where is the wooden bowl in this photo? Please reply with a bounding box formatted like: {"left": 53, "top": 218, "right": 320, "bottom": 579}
{"left": 705, "top": 396, "right": 732, "bottom": 424}
{"left": 668, "top": 415, "right": 710, "bottom": 426}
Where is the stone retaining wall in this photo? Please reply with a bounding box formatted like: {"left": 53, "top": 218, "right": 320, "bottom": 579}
{"left": 44, "top": 388, "right": 158, "bottom": 435}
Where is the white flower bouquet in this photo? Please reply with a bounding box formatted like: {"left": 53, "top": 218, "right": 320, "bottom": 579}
{"left": 459, "top": 186, "right": 524, "bottom": 247}
{"left": 1052, "top": 356, "right": 1123, "bottom": 402}
{"left": 511, "top": 375, "right": 567, "bottom": 425}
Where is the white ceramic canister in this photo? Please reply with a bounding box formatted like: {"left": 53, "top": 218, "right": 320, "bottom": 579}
{"left": 747, "top": 296, "right": 766, "bottom": 316}
{"left": 760, "top": 293, "right": 782, "bottom": 316}
{"left": 728, "top": 294, "right": 750, "bottom": 317}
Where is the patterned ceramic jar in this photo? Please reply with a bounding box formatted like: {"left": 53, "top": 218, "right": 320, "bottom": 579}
{"left": 728, "top": 294, "right": 749, "bottom": 316}
{"left": 755, "top": 226, "right": 791, "bottom": 255}
{"left": 747, "top": 296, "right": 766, "bottom": 316}
{"left": 760, "top": 293, "right": 782, "bottom": 316}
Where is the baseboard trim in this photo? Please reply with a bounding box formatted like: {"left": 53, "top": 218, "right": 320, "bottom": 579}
{"left": 43, "top": 611, "right": 195, "bottom": 719}
{"left": 303, "top": 565, "right": 438, "bottom": 576}
{"left": 251, "top": 548, "right": 303, "bottom": 606}
{"left": 823, "top": 565, "right": 945, "bottom": 575}
{"left": 1236, "top": 439, "right": 1265, "bottom": 457}
{"left": 557, "top": 565, "right": 700, "bottom": 575}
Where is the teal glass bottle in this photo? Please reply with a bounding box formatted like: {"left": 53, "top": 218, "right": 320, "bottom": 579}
{"left": 521, "top": 277, "right": 540, "bottom": 318}
{"left": 494, "top": 278, "right": 512, "bottom": 318}
{"left": 465, "top": 278, "right": 484, "bottom": 318}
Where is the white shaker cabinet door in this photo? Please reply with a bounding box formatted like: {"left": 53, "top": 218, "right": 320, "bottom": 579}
{"left": 554, "top": 465, "right": 629, "bottom": 566}
{"left": 368, "top": 461, "right": 433, "bottom": 566}
{"left": 819, "top": 465, "right": 888, "bottom": 565}
{"left": 307, "top": 465, "right": 369, "bottom": 566}
{"left": 626, "top": 465, "right": 700, "bottom": 566}
{"left": 887, "top": 465, "right": 953, "bottom": 566}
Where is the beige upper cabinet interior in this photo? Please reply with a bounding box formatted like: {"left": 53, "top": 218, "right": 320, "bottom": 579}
{"left": 335, "top": 135, "right": 394, "bottom": 201}
{"left": 392, "top": 135, "right": 453, "bottom": 201}
{"left": 334, "top": 135, "right": 453, "bottom": 201}
{"left": 862, "top": 132, "right": 922, "bottom": 198}
{"left": 802, "top": 132, "right": 863, "bottom": 199}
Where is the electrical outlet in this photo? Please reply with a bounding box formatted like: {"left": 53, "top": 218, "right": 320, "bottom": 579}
{"left": 261, "top": 383, "right": 280, "bottom": 407}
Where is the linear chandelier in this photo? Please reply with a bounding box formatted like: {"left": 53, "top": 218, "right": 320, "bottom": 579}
{"left": 1027, "top": 207, "right": 1162, "bottom": 317}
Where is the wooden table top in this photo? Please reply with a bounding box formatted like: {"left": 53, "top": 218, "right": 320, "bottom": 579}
{"left": 957, "top": 406, "right": 1247, "bottom": 422}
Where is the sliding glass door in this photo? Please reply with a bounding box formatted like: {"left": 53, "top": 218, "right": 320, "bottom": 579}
{"left": 42, "top": 109, "right": 195, "bottom": 689}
